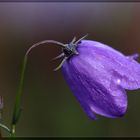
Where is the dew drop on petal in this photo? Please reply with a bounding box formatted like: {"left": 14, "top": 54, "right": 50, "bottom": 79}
{"left": 116, "top": 79, "right": 121, "bottom": 85}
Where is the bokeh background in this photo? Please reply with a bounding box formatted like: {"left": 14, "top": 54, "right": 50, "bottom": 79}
{"left": 0, "top": 2, "right": 140, "bottom": 137}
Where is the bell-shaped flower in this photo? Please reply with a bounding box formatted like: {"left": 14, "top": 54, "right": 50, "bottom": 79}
{"left": 61, "top": 37, "right": 140, "bottom": 120}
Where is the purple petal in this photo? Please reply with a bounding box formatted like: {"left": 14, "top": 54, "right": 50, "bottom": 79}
{"left": 61, "top": 40, "right": 140, "bottom": 119}
{"left": 62, "top": 45, "right": 128, "bottom": 118}
{"left": 75, "top": 40, "right": 140, "bottom": 90}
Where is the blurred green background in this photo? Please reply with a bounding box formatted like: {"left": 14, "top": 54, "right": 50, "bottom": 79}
{"left": 0, "top": 2, "right": 140, "bottom": 137}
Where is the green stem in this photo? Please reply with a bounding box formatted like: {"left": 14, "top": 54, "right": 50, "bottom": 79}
{"left": 11, "top": 56, "right": 28, "bottom": 137}
{"left": 10, "top": 124, "right": 15, "bottom": 137}
{"left": 10, "top": 39, "right": 64, "bottom": 137}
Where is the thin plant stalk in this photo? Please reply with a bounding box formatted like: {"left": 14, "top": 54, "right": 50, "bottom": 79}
{"left": 11, "top": 56, "right": 27, "bottom": 137}
{"left": 10, "top": 40, "right": 65, "bottom": 137}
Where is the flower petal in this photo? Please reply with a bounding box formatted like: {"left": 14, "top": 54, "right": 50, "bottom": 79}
{"left": 62, "top": 63, "right": 97, "bottom": 120}
{"left": 76, "top": 40, "right": 140, "bottom": 90}
{"left": 62, "top": 52, "right": 127, "bottom": 118}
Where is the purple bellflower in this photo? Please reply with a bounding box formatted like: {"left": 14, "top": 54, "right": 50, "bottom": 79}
{"left": 52, "top": 35, "right": 140, "bottom": 120}
{"left": 27, "top": 35, "right": 140, "bottom": 120}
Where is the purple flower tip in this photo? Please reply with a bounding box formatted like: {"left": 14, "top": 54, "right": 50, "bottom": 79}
{"left": 61, "top": 38, "right": 140, "bottom": 120}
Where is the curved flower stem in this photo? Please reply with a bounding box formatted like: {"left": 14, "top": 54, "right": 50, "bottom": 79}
{"left": 10, "top": 40, "right": 65, "bottom": 137}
